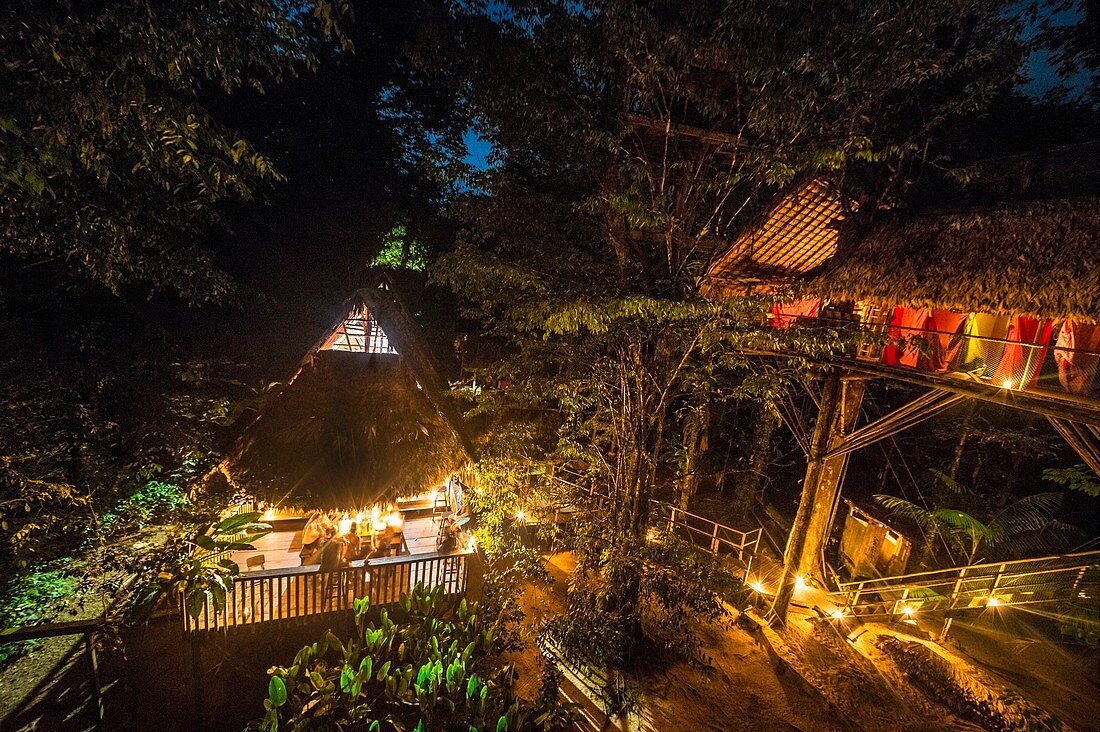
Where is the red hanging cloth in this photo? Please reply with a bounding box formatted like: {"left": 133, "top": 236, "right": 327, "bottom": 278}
{"left": 772, "top": 298, "right": 821, "bottom": 329}
{"left": 883, "top": 307, "right": 931, "bottom": 368}
{"left": 923, "top": 310, "right": 970, "bottom": 372}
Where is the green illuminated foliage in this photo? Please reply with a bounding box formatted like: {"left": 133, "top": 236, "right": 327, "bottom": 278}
{"left": 372, "top": 225, "right": 428, "bottom": 271}
{"left": 253, "top": 584, "right": 575, "bottom": 731}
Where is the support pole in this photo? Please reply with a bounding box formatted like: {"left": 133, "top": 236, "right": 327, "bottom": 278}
{"left": 797, "top": 376, "right": 867, "bottom": 582}
{"left": 770, "top": 372, "right": 842, "bottom": 624}
{"left": 771, "top": 372, "right": 867, "bottom": 624}
{"left": 84, "top": 629, "right": 104, "bottom": 721}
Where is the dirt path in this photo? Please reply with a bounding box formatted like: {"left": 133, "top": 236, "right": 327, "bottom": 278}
{"left": 507, "top": 551, "right": 1082, "bottom": 731}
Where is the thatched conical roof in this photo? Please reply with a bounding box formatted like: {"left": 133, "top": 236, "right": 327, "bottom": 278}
{"left": 228, "top": 278, "right": 473, "bottom": 510}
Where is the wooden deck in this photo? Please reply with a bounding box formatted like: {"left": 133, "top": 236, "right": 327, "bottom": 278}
{"left": 229, "top": 514, "right": 444, "bottom": 573}
{"left": 184, "top": 548, "right": 475, "bottom": 632}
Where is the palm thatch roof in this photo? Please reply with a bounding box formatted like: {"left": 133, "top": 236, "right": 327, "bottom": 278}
{"left": 228, "top": 278, "right": 474, "bottom": 510}
{"left": 702, "top": 178, "right": 844, "bottom": 297}
{"left": 702, "top": 143, "right": 1100, "bottom": 322}
{"left": 815, "top": 196, "right": 1100, "bottom": 322}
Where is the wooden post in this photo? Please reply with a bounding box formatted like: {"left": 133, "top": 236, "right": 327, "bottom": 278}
{"left": 795, "top": 375, "right": 867, "bottom": 581}
{"left": 83, "top": 629, "right": 104, "bottom": 721}
{"left": 770, "top": 372, "right": 843, "bottom": 624}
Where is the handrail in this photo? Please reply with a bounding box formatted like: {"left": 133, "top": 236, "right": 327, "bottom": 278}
{"left": 838, "top": 549, "right": 1100, "bottom": 590}
{"left": 183, "top": 550, "right": 474, "bottom": 633}
{"left": 0, "top": 616, "right": 107, "bottom": 720}
{"left": 548, "top": 470, "right": 762, "bottom": 562}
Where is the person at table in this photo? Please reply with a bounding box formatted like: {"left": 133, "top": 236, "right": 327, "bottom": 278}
{"left": 318, "top": 527, "right": 346, "bottom": 573}
{"left": 343, "top": 522, "right": 363, "bottom": 561}
{"left": 299, "top": 512, "right": 328, "bottom": 565}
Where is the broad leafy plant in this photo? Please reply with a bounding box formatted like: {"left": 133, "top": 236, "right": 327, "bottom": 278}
{"left": 126, "top": 511, "right": 270, "bottom": 621}
{"left": 255, "top": 583, "right": 575, "bottom": 731}
{"left": 875, "top": 470, "right": 1079, "bottom": 566}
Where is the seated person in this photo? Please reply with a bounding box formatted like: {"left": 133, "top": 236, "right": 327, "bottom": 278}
{"left": 436, "top": 515, "right": 460, "bottom": 551}
{"left": 318, "top": 528, "right": 346, "bottom": 573}
{"left": 299, "top": 511, "right": 325, "bottom": 563}
{"left": 343, "top": 523, "right": 363, "bottom": 561}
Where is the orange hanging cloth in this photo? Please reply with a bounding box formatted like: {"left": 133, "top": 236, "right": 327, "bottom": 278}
{"left": 992, "top": 316, "right": 1053, "bottom": 389}
{"left": 923, "top": 310, "right": 970, "bottom": 372}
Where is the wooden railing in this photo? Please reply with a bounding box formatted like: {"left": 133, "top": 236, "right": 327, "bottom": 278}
{"left": 550, "top": 470, "right": 763, "bottom": 565}
{"left": 182, "top": 550, "right": 473, "bottom": 633}
{"left": 785, "top": 313, "right": 1100, "bottom": 408}
{"left": 833, "top": 549, "right": 1100, "bottom": 618}
{"left": 660, "top": 505, "right": 763, "bottom": 562}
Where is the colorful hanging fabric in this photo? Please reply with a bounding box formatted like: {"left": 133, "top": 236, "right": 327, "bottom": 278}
{"left": 923, "top": 310, "right": 970, "bottom": 372}
{"left": 883, "top": 307, "right": 931, "bottom": 368}
{"left": 772, "top": 298, "right": 821, "bottom": 328}
{"left": 1055, "top": 319, "right": 1100, "bottom": 394}
{"left": 992, "top": 316, "right": 1053, "bottom": 389}
{"left": 958, "top": 313, "right": 1013, "bottom": 377}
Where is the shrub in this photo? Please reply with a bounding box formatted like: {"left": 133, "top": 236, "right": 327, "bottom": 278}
{"left": 254, "top": 584, "right": 576, "bottom": 732}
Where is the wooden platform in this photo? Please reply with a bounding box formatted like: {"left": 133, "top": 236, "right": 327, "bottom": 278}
{"left": 231, "top": 514, "right": 445, "bottom": 573}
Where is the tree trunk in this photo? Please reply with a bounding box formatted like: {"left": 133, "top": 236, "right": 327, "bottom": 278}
{"left": 947, "top": 402, "right": 977, "bottom": 482}
{"left": 678, "top": 395, "right": 710, "bottom": 511}
{"left": 771, "top": 372, "right": 866, "bottom": 624}
{"left": 730, "top": 405, "right": 777, "bottom": 519}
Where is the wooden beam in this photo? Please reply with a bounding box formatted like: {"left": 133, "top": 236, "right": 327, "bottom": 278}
{"left": 1048, "top": 417, "right": 1100, "bottom": 478}
{"left": 625, "top": 113, "right": 745, "bottom": 148}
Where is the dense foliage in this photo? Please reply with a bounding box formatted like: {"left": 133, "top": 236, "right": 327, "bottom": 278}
{"left": 429, "top": 0, "right": 1029, "bottom": 664}
{"left": 0, "top": 0, "right": 349, "bottom": 301}
{"left": 254, "top": 585, "right": 575, "bottom": 731}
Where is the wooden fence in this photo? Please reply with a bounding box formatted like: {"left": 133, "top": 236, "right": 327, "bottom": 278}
{"left": 661, "top": 505, "right": 763, "bottom": 562}
{"left": 182, "top": 550, "right": 473, "bottom": 633}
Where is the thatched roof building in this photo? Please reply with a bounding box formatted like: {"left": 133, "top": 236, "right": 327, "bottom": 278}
{"left": 228, "top": 279, "right": 474, "bottom": 510}
{"left": 816, "top": 196, "right": 1100, "bottom": 322}
{"left": 703, "top": 178, "right": 845, "bottom": 294}
{"left": 702, "top": 143, "right": 1100, "bottom": 323}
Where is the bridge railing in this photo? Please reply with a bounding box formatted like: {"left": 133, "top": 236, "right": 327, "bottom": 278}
{"left": 182, "top": 550, "right": 473, "bottom": 633}
{"left": 833, "top": 550, "right": 1100, "bottom": 618}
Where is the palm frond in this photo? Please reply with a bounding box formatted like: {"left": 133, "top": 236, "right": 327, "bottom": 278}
{"left": 988, "top": 492, "right": 1063, "bottom": 540}
{"left": 927, "top": 468, "right": 970, "bottom": 498}
{"left": 874, "top": 494, "right": 938, "bottom": 532}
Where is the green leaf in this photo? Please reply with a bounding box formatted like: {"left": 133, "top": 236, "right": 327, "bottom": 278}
{"left": 268, "top": 676, "right": 287, "bottom": 707}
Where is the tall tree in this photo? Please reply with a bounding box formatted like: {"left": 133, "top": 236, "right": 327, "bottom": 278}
{"left": 434, "top": 0, "right": 1024, "bottom": 658}
{"left": 0, "top": 0, "right": 348, "bottom": 302}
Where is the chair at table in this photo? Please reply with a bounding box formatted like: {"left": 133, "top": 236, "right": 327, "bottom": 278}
{"left": 321, "top": 570, "right": 346, "bottom": 611}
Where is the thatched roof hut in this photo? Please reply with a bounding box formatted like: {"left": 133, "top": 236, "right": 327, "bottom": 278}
{"left": 228, "top": 279, "right": 474, "bottom": 510}
{"left": 703, "top": 178, "right": 844, "bottom": 296}
{"left": 815, "top": 196, "right": 1100, "bottom": 322}
{"left": 702, "top": 143, "right": 1100, "bottom": 322}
